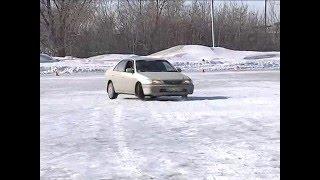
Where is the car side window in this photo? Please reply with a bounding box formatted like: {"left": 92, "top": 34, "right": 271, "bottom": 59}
{"left": 113, "top": 60, "right": 127, "bottom": 72}
{"left": 124, "top": 61, "right": 134, "bottom": 71}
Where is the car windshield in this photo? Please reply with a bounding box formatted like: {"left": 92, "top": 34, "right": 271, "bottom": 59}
{"left": 136, "top": 60, "right": 177, "bottom": 72}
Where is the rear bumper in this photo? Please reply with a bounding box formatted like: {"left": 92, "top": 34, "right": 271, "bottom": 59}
{"left": 142, "top": 84, "right": 194, "bottom": 96}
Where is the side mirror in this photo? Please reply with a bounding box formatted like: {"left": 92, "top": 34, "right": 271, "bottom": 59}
{"left": 177, "top": 68, "right": 182, "bottom": 72}
{"left": 125, "top": 68, "right": 134, "bottom": 73}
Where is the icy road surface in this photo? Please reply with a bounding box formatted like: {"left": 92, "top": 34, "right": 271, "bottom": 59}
{"left": 40, "top": 71, "right": 280, "bottom": 180}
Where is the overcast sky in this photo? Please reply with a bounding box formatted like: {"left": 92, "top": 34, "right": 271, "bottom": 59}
{"left": 188, "top": 0, "right": 280, "bottom": 13}
{"left": 221, "top": 0, "right": 279, "bottom": 12}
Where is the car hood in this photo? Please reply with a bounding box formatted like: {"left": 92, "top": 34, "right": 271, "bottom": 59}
{"left": 138, "top": 72, "right": 190, "bottom": 80}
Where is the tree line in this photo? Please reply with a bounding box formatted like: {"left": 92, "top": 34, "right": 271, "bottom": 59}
{"left": 40, "top": 0, "right": 280, "bottom": 58}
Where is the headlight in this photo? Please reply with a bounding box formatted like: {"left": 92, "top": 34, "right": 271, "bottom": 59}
{"left": 152, "top": 80, "right": 164, "bottom": 85}
{"left": 183, "top": 79, "right": 192, "bottom": 84}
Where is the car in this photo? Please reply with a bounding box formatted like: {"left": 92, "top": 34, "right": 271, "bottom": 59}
{"left": 40, "top": 53, "right": 59, "bottom": 63}
{"left": 105, "top": 57, "right": 194, "bottom": 100}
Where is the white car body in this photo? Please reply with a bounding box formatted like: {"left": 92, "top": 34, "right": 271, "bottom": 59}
{"left": 105, "top": 57, "right": 194, "bottom": 99}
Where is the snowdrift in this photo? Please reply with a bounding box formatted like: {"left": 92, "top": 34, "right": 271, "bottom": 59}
{"left": 40, "top": 54, "right": 138, "bottom": 75}
{"left": 149, "top": 45, "right": 280, "bottom": 72}
{"left": 40, "top": 45, "right": 279, "bottom": 74}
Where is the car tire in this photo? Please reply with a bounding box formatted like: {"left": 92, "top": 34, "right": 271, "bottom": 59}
{"left": 107, "top": 82, "right": 118, "bottom": 99}
{"left": 135, "top": 82, "right": 145, "bottom": 100}
{"left": 149, "top": 96, "right": 157, "bottom": 99}
{"left": 181, "top": 95, "right": 188, "bottom": 99}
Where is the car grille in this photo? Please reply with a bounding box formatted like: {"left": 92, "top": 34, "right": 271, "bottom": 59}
{"left": 163, "top": 80, "right": 183, "bottom": 85}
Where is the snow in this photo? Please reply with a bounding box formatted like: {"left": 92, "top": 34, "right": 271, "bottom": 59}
{"left": 40, "top": 71, "right": 280, "bottom": 179}
{"left": 87, "top": 54, "right": 138, "bottom": 61}
{"left": 40, "top": 54, "right": 138, "bottom": 74}
{"left": 40, "top": 45, "right": 280, "bottom": 75}
{"left": 150, "top": 45, "right": 280, "bottom": 72}
{"left": 150, "top": 45, "right": 279, "bottom": 61}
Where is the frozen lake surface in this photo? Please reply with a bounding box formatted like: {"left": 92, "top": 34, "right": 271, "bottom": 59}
{"left": 40, "top": 71, "right": 280, "bottom": 179}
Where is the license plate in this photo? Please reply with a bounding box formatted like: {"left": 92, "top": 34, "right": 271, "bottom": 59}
{"left": 167, "top": 87, "right": 181, "bottom": 92}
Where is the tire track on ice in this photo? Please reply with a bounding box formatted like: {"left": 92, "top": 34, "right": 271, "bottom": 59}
{"left": 112, "top": 105, "right": 148, "bottom": 179}
{"left": 150, "top": 110, "right": 198, "bottom": 179}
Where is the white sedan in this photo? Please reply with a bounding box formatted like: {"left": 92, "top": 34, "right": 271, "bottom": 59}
{"left": 105, "top": 57, "right": 194, "bottom": 99}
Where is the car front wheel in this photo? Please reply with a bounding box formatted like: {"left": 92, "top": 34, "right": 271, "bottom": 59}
{"left": 107, "top": 82, "right": 118, "bottom": 99}
{"left": 135, "top": 82, "right": 145, "bottom": 100}
{"left": 181, "top": 95, "right": 188, "bottom": 99}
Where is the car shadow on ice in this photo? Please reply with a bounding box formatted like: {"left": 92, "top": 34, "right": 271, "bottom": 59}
{"left": 123, "top": 96, "right": 229, "bottom": 101}
{"left": 184, "top": 96, "right": 229, "bottom": 101}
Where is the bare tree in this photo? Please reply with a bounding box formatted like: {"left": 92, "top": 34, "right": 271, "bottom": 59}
{"left": 40, "top": 0, "right": 93, "bottom": 56}
{"left": 40, "top": 0, "right": 280, "bottom": 57}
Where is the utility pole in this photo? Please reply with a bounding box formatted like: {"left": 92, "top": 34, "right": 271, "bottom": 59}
{"left": 265, "top": 0, "right": 267, "bottom": 33}
{"left": 210, "top": 0, "right": 215, "bottom": 47}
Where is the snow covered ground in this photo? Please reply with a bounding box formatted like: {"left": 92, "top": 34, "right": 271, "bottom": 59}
{"left": 40, "top": 54, "right": 137, "bottom": 75}
{"left": 40, "top": 71, "right": 280, "bottom": 179}
{"left": 40, "top": 45, "right": 280, "bottom": 75}
{"left": 150, "top": 45, "right": 280, "bottom": 72}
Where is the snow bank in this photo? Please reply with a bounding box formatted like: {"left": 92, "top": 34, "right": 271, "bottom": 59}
{"left": 40, "top": 45, "right": 279, "bottom": 74}
{"left": 149, "top": 45, "right": 280, "bottom": 72}
{"left": 40, "top": 54, "right": 137, "bottom": 75}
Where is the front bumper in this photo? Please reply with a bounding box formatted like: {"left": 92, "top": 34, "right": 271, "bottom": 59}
{"left": 142, "top": 84, "right": 194, "bottom": 96}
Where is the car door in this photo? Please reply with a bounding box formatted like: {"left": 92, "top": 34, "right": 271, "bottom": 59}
{"left": 121, "top": 60, "right": 137, "bottom": 94}
{"left": 111, "top": 60, "right": 127, "bottom": 93}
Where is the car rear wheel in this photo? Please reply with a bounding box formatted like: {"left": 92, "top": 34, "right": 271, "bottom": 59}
{"left": 135, "top": 82, "right": 145, "bottom": 100}
{"left": 107, "top": 82, "right": 118, "bottom": 99}
{"left": 149, "top": 96, "right": 157, "bottom": 99}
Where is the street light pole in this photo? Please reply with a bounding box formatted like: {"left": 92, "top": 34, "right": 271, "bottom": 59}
{"left": 265, "top": 0, "right": 267, "bottom": 33}
{"left": 210, "top": 0, "right": 215, "bottom": 47}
